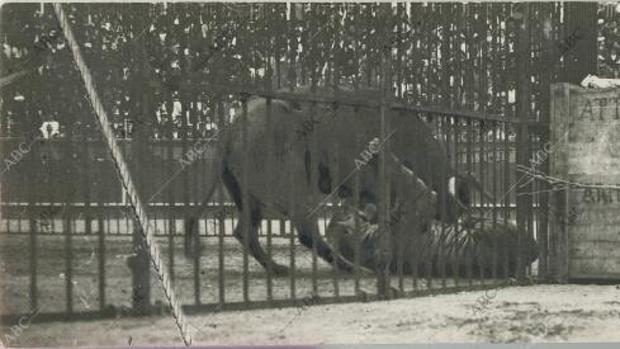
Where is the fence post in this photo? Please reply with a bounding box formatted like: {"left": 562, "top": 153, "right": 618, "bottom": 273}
{"left": 128, "top": 121, "right": 152, "bottom": 315}
{"left": 129, "top": 223, "right": 151, "bottom": 315}
{"left": 514, "top": 3, "right": 532, "bottom": 281}
{"left": 537, "top": 4, "right": 555, "bottom": 281}
{"left": 376, "top": 3, "right": 393, "bottom": 298}
{"left": 127, "top": 3, "right": 154, "bottom": 315}
{"left": 26, "top": 132, "right": 39, "bottom": 311}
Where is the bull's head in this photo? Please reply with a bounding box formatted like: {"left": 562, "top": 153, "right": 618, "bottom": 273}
{"left": 385, "top": 154, "right": 438, "bottom": 235}
{"left": 441, "top": 172, "right": 492, "bottom": 224}
{"left": 327, "top": 154, "right": 438, "bottom": 271}
{"left": 344, "top": 153, "right": 438, "bottom": 230}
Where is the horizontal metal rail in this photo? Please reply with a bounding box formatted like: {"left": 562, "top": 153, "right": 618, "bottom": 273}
{"left": 204, "top": 84, "right": 537, "bottom": 124}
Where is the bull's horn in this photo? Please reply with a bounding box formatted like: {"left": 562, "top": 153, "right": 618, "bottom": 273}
{"left": 390, "top": 153, "right": 437, "bottom": 202}
{"left": 460, "top": 172, "right": 494, "bottom": 201}
{"left": 389, "top": 153, "right": 419, "bottom": 179}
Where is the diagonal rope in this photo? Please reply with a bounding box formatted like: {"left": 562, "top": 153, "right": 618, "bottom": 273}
{"left": 52, "top": 4, "right": 191, "bottom": 346}
{"left": 517, "top": 164, "right": 620, "bottom": 191}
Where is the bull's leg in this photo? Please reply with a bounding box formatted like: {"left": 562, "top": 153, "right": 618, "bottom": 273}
{"left": 232, "top": 201, "right": 290, "bottom": 276}
{"left": 232, "top": 201, "right": 289, "bottom": 276}
{"left": 184, "top": 217, "right": 200, "bottom": 258}
{"left": 294, "top": 217, "right": 357, "bottom": 273}
{"left": 221, "top": 166, "right": 289, "bottom": 276}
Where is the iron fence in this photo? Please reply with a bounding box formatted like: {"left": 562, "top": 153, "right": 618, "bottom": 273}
{"left": 0, "top": 1, "right": 575, "bottom": 326}
{"left": 0, "top": 86, "right": 544, "bottom": 323}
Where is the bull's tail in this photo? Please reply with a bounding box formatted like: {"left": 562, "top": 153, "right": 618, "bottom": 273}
{"left": 184, "top": 132, "right": 229, "bottom": 259}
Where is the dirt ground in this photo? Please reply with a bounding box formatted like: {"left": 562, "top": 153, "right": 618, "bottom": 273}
{"left": 2, "top": 284, "right": 620, "bottom": 346}
{"left": 1, "top": 232, "right": 617, "bottom": 346}
{"left": 0, "top": 233, "right": 487, "bottom": 315}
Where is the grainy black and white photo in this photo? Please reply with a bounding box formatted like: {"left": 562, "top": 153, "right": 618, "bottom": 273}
{"left": 2, "top": 1, "right": 620, "bottom": 346}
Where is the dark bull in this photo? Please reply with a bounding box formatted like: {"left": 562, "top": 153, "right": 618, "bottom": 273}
{"left": 184, "top": 87, "right": 488, "bottom": 275}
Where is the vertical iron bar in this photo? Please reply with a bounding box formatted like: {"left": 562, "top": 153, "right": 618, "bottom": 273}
{"left": 411, "top": 139, "right": 419, "bottom": 290}
{"left": 288, "top": 143, "right": 296, "bottom": 301}
{"left": 265, "top": 95, "right": 274, "bottom": 303}
{"left": 396, "top": 111, "right": 404, "bottom": 294}
{"left": 353, "top": 106, "right": 362, "bottom": 297}
{"left": 131, "top": 89, "right": 151, "bottom": 314}
{"left": 466, "top": 118, "right": 474, "bottom": 285}
{"left": 526, "top": 132, "right": 535, "bottom": 279}
{"left": 241, "top": 96, "right": 250, "bottom": 304}
{"left": 395, "top": 28, "right": 405, "bottom": 291}
{"left": 64, "top": 140, "right": 73, "bottom": 313}
{"left": 453, "top": 117, "right": 461, "bottom": 287}
{"left": 217, "top": 99, "right": 226, "bottom": 307}
{"left": 515, "top": 3, "right": 531, "bottom": 281}
{"left": 82, "top": 138, "right": 91, "bottom": 237}
{"left": 331, "top": 144, "right": 341, "bottom": 299}
{"left": 425, "top": 114, "right": 434, "bottom": 290}
{"left": 329, "top": 100, "right": 341, "bottom": 299}
{"left": 310, "top": 100, "right": 319, "bottom": 298}
{"left": 331, "top": 19, "right": 342, "bottom": 297}
{"left": 492, "top": 121, "right": 499, "bottom": 281}
{"left": 178, "top": 80, "right": 199, "bottom": 304}
{"left": 97, "top": 153, "right": 106, "bottom": 310}
{"left": 167, "top": 140, "right": 175, "bottom": 282}
{"left": 288, "top": 5, "right": 298, "bottom": 302}
{"left": 263, "top": 8, "right": 274, "bottom": 303}
{"left": 377, "top": 4, "right": 391, "bottom": 297}
{"left": 478, "top": 119, "right": 485, "bottom": 283}
{"left": 192, "top": 142, "right": 201, "bottom": 305}
{"left": 537, "top": 2, "right": 553, "bottom": 281}
{"left": 503, "top": 121, "right": 510, "bottom": 279}
{"left": 50, "top": 141, "right": 59, "bottom": 235}
{"left": 27, "top": 137, "right": 38, "bottom": 311}
{"left": 440, "top": 116, "right": 449, "bottom": 289}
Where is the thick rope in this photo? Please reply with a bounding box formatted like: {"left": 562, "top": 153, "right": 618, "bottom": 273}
{"left": 52, "top": 4, "right": 192, "bottom": 346}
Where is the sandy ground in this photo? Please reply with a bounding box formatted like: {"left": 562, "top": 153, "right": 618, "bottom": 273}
{"left": 0, "top": 231, "right": 614, "bottom": 346}
{"left": 2, "top": 284, "right": 620, "bottom": 346}
{"left": 0, "top": 233, "right": 492, "bottom": 315}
